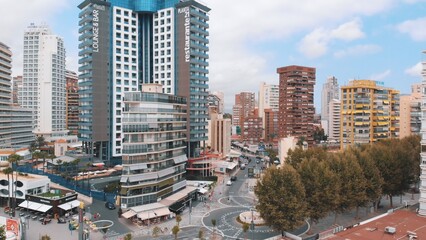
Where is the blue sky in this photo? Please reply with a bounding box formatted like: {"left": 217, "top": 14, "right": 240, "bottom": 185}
{"left": 1, "top": 0, "right": 425, "bottom": 113}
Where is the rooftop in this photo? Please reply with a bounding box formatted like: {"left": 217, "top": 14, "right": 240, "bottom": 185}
{"left": 331, "top": 209, "right": 426, "bottom": 240}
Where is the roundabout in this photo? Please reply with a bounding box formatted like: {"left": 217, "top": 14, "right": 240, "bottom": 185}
{"left": 202, "top": 206, "right": 309, "bottom": 239}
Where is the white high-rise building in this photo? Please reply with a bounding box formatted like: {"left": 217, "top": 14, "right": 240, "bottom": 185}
{"left": 258, "top": 82, "right": 279, "bottom": 119}
{"left": 328, "top": 99, "right": 340, "bottom": 141}
{"left": 321, "top": 76, "right": 339, "bottom": 122}
{"left": 20, "top": 23, "right": 67, "bottom": 140}
{"left": 419, "top": 51, "right": 426, "bottom": 216}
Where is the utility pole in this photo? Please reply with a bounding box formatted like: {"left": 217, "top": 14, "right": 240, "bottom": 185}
{"left": 78, "top": 201, "right": 84, "bottom": 240}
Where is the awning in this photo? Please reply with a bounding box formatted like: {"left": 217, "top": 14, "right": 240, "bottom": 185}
{"left": 38, "top": 204, "right": 52, "bottom": 213}
{"left": 19, "top": 200, "right": 31, "bottom": 208}
{"left": 157, "top": 168, "right": 174, "bottom": 178}
{"left": 120, "top": 176, "right": 129, "bottom": 183}
{"left": 128, "top": 172, "right": 158, "bottom": 182}
{"left": 169, "top": 201, "right": 185, "bottom": 214}
{"left": 122, "top": 210, "right": 137, "bottom": 219}
{"left": 137, "top": 208, "right": 170, "bottom": 220}
{"left": 28, "top": 202, "right": 43, "bottom": 211}
{"left": 58, "top": 199, "right": 81, "bottom": 211}
{"left": 198, "top": 188, "right": 208, "bottom": 194}
{"left": 226, "top": 162, "right": 238, "bottom": 170}
{"left": 173, "top": 155, "right": 187, "bottom": 164}
{"left": 129, "top": 163, "right": 147, "bottom": 171}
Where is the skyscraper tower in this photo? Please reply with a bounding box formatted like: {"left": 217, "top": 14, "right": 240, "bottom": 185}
{"left": 78, "top": 0, "right": 210, "bottom": 162}
{"left": 321, "top": 76, "right": 339, "bottom": 122}
{"left": 277, "top": 65, "right": 316, "bottom": 145}
{"left": 20, "top": 23, "right": 67, "bottom": 140}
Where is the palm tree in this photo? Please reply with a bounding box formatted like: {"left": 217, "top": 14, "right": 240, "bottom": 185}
{"left": 8, "top": 154, "right": 22, "bottom": 216}
{"left": 39, "top": 151, "right": 48, "bottom": 174}
{"left": 36, "top": 136, "right": 46, "bottom": 149}
{"left": 40, "top": 235, "right": 51, "bottom": 240}
{"left": 176, "top": 214, "right": 182, "bottom": 226}
{"left": 2, "top": 168, "right": 12, "bottom": 212}
{"left": 123, "top": 233, "right": 132, "bottom": 240}
{"left": 56, "top": 159, "right": 63, "bottom": 174}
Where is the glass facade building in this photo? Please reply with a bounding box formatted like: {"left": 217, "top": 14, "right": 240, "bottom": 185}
{"left": 120, "top": 88, "right": 187, "bottom": 208}
{"left": 78, "top": 0, "right": 210, "bottom": 162}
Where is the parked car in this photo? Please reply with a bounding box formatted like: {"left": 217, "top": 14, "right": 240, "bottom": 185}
{"left": 230, "top": 176, "right": 237, "bottom": 181}
{"left": 105, "top": 202, "right": 116, "bottom": 210}
{"left": 226, "top": 180, "right": 232, "bottom": 186}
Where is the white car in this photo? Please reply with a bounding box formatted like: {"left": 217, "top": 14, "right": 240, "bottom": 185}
{"left": 226, "top": 180, "right": 232, "bottom": 186}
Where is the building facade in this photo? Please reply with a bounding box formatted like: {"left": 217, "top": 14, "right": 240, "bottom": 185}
{"left": 120, "top": 85, "right": 188, "bottom": 210}
{"left": 340, "top": 80, "right": 400, "bottom": 149}
{"left": 400, "top": 92, "right": 421, "bottom": 139}
{"left": 0, "top": 42, "right": 13, "bottom": 148}
{"left": 328, "top": 99, "right": 341, "bottom": 141}
{"left": 12, "top": 76, "right": 22, "bottom": 105}
{"left": 321, "top": 76, "right": 339, "bottom": 122}
{"left": 259, "top": 82, "right": 279, "bottom": 140}
{"left": 277, "top": 65, "right": 316, "bottom": 145}
{"left": 66, "top": 70, "right": 79, "bottom": 135}
{"left": 419, "top": 51, "right": 426, "bottom": 216}
{"left": 264, "top": 108, "right": 278, "bottom": 142}
{"left": 78, "top": 0, "right": 210, "bottom": 162}
{"left": 210, "top": 116, "right": 231, "bottom": 158}
{"left": 242, "top": 116, "right": 263, "bottom": 144}
{"left": 20, "top": 23, "right": 67, "bottom": 140}
{"left": 211, "top": 91, "right": 224, "bottom": 114}
{"left": 0, "top": 42, "right": 34, "bottom": 149}
{"left": 233, "top": 92, "right": 255, "bottom": 131}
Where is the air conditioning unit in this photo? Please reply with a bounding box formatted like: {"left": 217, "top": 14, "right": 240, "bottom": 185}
{"left": 385, "top": 226, "right": 396, "bottom": 234}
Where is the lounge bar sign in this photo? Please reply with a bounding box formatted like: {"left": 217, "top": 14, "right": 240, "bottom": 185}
{"left": 92, "top": 4, "right": 105, "bottom": 53}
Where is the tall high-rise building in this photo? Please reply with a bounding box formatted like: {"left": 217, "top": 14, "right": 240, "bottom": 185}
{"left": 419, "top": 51, "right": 426, "bottom": 216}
{"left": 340, "top": 80, "right": 399, "bottom": 149}
{"left": 243, "top": 116, "right": 263, "bottom": 144}
{"left": 399, "top": 92, "right": 421, "bottom": 139}
{"left": 259, "top": 82, "right": 279, "bottom": 140}
{"left": 66, "top": 70, "right": 79, "bottom": 135}
{"left": 0, "top": 42, "right": 34, "bottom": 149}
{"left": 20, "top": 23, "right": 67, "bottom": 140}
{"left": 264, "top": 109, "right": 278, "bottom": 142}
{"left": 232, "top": 92, "right": 255, "bottom": 130}
{"left": 0, "top": 42, "right": 13, "bottom": 147}
{"left": 258, "top": 82, "right": 279, "bottom": 119}
{"left": 78, "top": 0, "right": 210, "bottom": 162}
{"left": 12, "top": 76, "right": 22, "bottom": 105}
{"left": 277, "top": 65, "right": 316, "bottom": 145}
{"left": 328, "top": 99, "right": 340, "bottom": 141}
{"left": 321, "top": 76, "right": 339, "bottom": 121}
{"left": 232, "top": 105, "right": 242, "bottom": 128}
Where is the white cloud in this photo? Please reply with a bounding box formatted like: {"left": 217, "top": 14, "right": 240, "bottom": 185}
{"left": 405, "top": 62, "right": 422, "bottom": 77}
{"left": 334, "top": 44, "right": 381, "bottom": 58}
{"left": 298, "top": 19, "right": 365, "bottom": 59}
{"left": 206, "top": 0, "right": 396, "bottom": 110}
{"left": 369, "top": 69, "right": 391, "bottom": 80}
{"left": 396, "top": 17, "right": 426, "bottom": 41}
{"left": 330, "top": 19, "right": 365, "bottom": 41}
{"left": 0, "top": 0, "right": 70, "bottom": 75}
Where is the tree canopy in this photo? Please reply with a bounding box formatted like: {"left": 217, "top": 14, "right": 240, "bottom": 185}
{"left": 255, "top": 165, "right": 307, "bottom": 235}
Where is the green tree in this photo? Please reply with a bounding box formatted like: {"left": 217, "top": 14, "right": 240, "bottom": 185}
{"left": 176, "top": 214, "right": 182, "bottom": 226}
{"left": 242, "top": 222, "right": 249, "bottom": 240}
{"left": 255, "top": 165, "right": 307, "bottom": 236}
{"left": 0, "top": 225, "right": 5, "bottom": 240}
{"left": 297, "top": 158, "right": 339, "bottom": 230}
{"left": 350, "top": 146, "right": 383, "bottom": 213}
{"left": 36, "top": 136, "right": 46, "bottom": 148}
{"left": 40, "top": 235, "right": 51, "bottom": 240}
{"left": 198, "top": 229, "right": 205, "bottom": 240}
{"left": 327, "top": 153, "right": 367, "bottom": 222}
{"left": 152, "top": 226, "right": 161, "bottom": 238}
{"left": 171, "top": 225, "right": 180, "bottom": 240}
{"left": 124, "top": 233, "right": 132, "bottom": 240}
